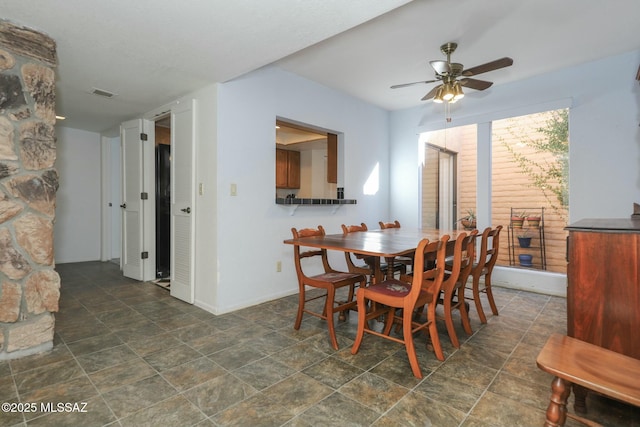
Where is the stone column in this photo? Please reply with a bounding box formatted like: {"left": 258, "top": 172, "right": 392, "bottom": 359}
{"left": 0, "top": 20, "right": 59, "bottom": 360}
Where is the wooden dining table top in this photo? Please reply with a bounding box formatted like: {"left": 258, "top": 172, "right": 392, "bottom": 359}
{"left": 283, "top": 227, "right": 463, "bottom": 258}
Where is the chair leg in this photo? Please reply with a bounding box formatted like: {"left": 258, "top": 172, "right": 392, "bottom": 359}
{"left": 427, "top": 305, "right": 445, "bottom": 361}
{"left": 351, "top": 291, "right": 367, "bottom": 354}
{"left": 443, "top": 294, "right": 460, "bottom": 348}
{"left": 325, "top": 289, "right": 339, "bottom": 350}
{"left": 458, "top": 287, "right": 473, "bottom": 335}
{"left": 473, "top": 275, "right": 488, "bottom": 324}
{"left": 294, "top": 287, "right": 305, "bottom": 330}
{"left": 485, "top": 274, "right": 499, "bottom": 316}
{"left": 403, "top": 308, "right": 422, "bottom": 379}
{"left": 382, "top": 308, "right": 395, "bottom": 336}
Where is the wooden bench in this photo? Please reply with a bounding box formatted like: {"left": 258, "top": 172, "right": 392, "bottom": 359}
{"left": 536, "top": 333, "right": 640, "bottom": 427}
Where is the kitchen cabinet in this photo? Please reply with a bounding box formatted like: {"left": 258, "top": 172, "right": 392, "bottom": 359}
{"left": 327, "top": 133, "right": 337, "bottom": 184}
{"left": 276, "top": 148, "right": 300, "bottom": 189}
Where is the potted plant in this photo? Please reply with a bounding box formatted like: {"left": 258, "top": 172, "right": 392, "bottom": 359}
{"left": 511, "top": 211, "right": 526, "bottom": 228}
{"left": 517, "top": 229, "right": 532, "bottom": 248}
{"left": 527, "top": 215, "right": 541, "bottom": 227}
{"left": 459, "top": 209, "right": 476, "bottom": 230}
{"left": 518, "top": 253, "right": 533, "bottom": 267}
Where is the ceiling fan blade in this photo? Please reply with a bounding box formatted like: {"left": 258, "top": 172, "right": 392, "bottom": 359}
{"left": 430, "top": 60, "right": 450, "bottom": 75}
{"left": 421, "top": 84, "right": 442, "bottom": 101}
{"left": 459, "top": 78, "right": 493, "bottom": 91}
{"left": 462, "top": 57, "right": 513, "bottom": 77}
{"left": 390, "top": 79, "right": 437, "bottom": 89}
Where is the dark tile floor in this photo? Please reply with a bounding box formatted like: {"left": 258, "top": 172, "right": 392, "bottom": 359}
{"left": 1, "top": 261, "right": 638, "bottom": 427}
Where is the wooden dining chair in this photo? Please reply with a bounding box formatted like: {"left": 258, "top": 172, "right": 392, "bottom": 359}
{"left": 291, "top": 226, "right": 366, "bottom": 350}
{"left": 467, "top": 225, "right": 503, "bottom": 324}
{"left": 341, "top": 223, "right": 405, "bottom": 284}
{"left": 439, "top": 230, "right": 478, "bottom": 348}
{"left": 378, "top": 220, "right": 414, "bottom": 273}
{"left": 379, "top": 220, "right": 402, "bottom": 229}
{"left": 351, "top": 235, "right": 449, "bottom": 379}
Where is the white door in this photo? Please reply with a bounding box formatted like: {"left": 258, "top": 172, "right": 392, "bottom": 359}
{"left": 170, "top": 100, "right": 196, "bottom": 303}
{"left": 120, "top": 119, "right": 145, "bottom": 280}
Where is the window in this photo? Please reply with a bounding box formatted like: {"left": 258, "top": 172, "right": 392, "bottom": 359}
{"left": 491, "top": 109, "right": 569, "bottom": 273}
{"left": 419, "top": 109, "right": 569, "bottom": 274}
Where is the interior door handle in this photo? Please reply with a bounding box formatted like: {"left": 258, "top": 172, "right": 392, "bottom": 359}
{"left": 181, "top": 207, "right": 191, "bottom": 214}
{"left": 120, "top": 203, "right": 126, "bottom": 209}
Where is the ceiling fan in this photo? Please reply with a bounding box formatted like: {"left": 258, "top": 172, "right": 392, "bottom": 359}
{"left": 391, "top": 42, "right": 513, "bottom": 103}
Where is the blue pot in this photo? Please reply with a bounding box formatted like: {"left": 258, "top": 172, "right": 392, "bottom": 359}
{"left": 518, "top": 237, "right": 532, "bottom": 248}
{"left": 519, "top": 254, "right": 533, "bottom": 266}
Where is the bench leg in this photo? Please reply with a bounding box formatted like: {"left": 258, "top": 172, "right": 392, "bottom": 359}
{"left": 544, "top": 376, "right": 571, "bottom": 427}
{"left": 573, "top": 384, "right": 588, "bottom": 414}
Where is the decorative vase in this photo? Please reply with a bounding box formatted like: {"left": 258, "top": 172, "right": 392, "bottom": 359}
{"left": 461, "top": 219, "right": 476, "bottom": 230}
{"left": 518, "top": 254, "right": 533, "bottom": 267}
{"left": 527, "top": 216, "right": 541, "bottom": 227}
{"left": 518, "top": 237, "right": 532, "bottom": 248}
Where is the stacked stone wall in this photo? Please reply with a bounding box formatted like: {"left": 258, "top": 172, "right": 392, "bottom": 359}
{"left": 0, "top": 20, "right": 59, "bottom": 360}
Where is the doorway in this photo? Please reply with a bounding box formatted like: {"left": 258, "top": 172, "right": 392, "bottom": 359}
{"left": 155, "top": 117, "right": 171, "bottom": 281}
{"left": 119, "top": 99, "right": 196, "bottom": 303}
{"left": 421, "top": 143, "right": 458, "bottom": 229}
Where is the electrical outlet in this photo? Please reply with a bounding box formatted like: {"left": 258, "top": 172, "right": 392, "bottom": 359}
{"left": 230, "top": 183, "right": 237, "bottom": 196}
{"left": 276, "top": 261, "right": 282, "bottom": 272}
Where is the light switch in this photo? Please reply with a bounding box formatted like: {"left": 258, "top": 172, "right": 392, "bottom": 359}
{"left": 198, "top": 183, "right": 204, "bottom": 195}
{"left": 230, "top": 183, "right": 237, "bottom": 196}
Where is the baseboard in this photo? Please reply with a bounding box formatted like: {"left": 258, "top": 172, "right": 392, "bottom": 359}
{"left": 493, "top": 266, "right": 567, "bottom": 297}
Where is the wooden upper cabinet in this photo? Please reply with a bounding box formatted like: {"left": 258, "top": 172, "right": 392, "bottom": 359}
{"left": 276, "top": 148, "right": 300, "bottom": 189}
{"left": 287, "top": 150, "right": 300, "bottom": 188}
{"left": 327, "top": 133, "right": 337, "bottom": 184}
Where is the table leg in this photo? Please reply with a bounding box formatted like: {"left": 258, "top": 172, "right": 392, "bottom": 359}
{"left": 372, "top": 257, "right": 384, "bottom": 285}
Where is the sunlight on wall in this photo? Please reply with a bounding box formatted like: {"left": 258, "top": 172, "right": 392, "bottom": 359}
{"left": 363, "top": 162, "right": 379, "bottom": 195}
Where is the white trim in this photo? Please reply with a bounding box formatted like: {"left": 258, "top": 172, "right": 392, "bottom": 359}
{"left": 195, "top": 287, "right": 298, "bottom": 316}
{"left": 493, "top": 266, "right": 567, "bottom": 297}
{"left": 100, "top": 137, "right": 111, "bottom": 262}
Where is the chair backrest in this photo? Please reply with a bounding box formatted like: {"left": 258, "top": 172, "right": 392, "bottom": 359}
{"left": 443, "top": 230, "right": 478, "bottom": 292}
{"left": 379, "top": 220, "right": 401, "bottom": 229}
{"left": 291, "top": 226, "right": 331, "bottom": 277}
{"left": 407, "top": 235, "right": 449, "bottom": 303}
{"left": 341, "top": 223, "right": 369, "bottom": 270}
{"left": 474, "top": 225, "right": 503, "bottom": 276}
{"left": 341, "top": 223, "right": 368, "bottom": 234}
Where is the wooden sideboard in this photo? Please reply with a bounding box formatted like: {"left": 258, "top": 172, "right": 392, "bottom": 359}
{"left": 566, "top": 218, "right": 640, "bottom": 359}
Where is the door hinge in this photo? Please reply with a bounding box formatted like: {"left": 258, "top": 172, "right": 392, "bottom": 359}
{"left": 140, "top": 132, "right": 148, "bottom": 141}
{"left": 141, "top": 192, "right": 148, "bottom": 200}
{"left": 141, "top": 251, "right": 149, "bottom": 259}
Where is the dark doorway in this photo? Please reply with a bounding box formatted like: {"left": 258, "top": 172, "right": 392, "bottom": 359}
{"left": 155, "top": 135, "right": 171, "bottom": 279}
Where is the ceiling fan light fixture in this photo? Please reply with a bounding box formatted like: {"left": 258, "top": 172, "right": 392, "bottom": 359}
{"left": 452, "top": 82, "right": 464, "bottom": 101}
{"left": 433, "top": 87, "right": 444, "bottom": 103}
{"left": 442, "top": 83, "right": 455, "bottom": 101}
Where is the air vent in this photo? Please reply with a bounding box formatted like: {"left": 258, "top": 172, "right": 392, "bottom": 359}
{"left": 91, "top": 87, "right": 117, "bottom": 98}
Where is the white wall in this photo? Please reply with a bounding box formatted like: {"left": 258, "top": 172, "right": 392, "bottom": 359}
{"left": 54, "top": 126, "right": 102, "bottom": 263}
{"left": 389, "top": 49, "right": 640, "bottom": 295}
{"left": 211, "top": 67, "right": 391, "bottom": 313}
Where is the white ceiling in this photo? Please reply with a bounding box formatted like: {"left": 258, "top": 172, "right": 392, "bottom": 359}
{"left": 3, "top": 0, "right": 640, "bottom": 133}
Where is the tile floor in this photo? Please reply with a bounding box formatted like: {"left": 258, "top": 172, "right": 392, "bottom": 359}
{"left": 1, "top": 261, "right": 638, "bottom": 427}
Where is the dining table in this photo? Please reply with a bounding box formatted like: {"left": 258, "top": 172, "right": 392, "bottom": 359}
{"left": 284, "top": 227, "right": 464, "bottom": 284}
